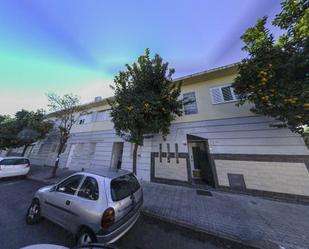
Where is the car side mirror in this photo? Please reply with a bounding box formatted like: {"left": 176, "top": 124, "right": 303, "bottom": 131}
{"left": 50, "top": 185, "right": 57, "bottom": 192}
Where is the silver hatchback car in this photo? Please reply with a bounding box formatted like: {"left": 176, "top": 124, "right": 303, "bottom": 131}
{"left": 26, "top": 169, "right": 143, "bottom": 246}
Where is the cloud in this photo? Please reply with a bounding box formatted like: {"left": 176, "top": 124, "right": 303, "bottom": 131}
{"left": 74, "top": 79, "right": 114, "bottom": 104}
{"left": 0, "top": 91, "right": 48, "bottom": 115}
{"left": 0, "top": 79, "right": 114, "bottom": 115}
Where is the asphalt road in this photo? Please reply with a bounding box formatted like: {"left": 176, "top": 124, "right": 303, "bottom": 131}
{"left": 0, "top": 177, "right": 223, "bottom": 249}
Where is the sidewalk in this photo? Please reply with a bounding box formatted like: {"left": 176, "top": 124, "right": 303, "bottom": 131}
{"left": 27, "top": 166, "right": 309, "bottom": 249}
{"left": 27, "top": 165, "right": 75, "bottom": 184}
{"left": 142, "top": 182, "right": 309, "bottom": 249}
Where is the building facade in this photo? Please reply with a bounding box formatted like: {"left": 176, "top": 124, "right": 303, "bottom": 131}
{"left": 4, "top": 63, "right": 309, "bottom": 201}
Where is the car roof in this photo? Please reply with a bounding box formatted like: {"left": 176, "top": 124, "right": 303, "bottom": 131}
{"left": 82, "top": 168, "right": 131, "bottom": 179}
{"left": 0, "top": 156, "right": 28, "bottom": 160}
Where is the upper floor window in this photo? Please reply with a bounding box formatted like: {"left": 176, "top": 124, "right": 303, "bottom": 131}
{"left": 183, "top": 92, "right": 198, "bottom": 115}
{"left": 78, "top": 113, "right": 92, "bottom": 125}
{"left": 209, "top": 85, "right": 240, "bottom": 104}
{"left": 96, "top": 109, "right": 111, "bottom": 122}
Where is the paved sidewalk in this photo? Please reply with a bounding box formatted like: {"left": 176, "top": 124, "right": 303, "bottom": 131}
{"left": 142, "top": 182, "right": 309, "bottom": 249}
{"left": 27, "top": 166, "right": 309, "bottom": 249}
{"left": 27, "top": 165, "right": 75, "bottom": 184}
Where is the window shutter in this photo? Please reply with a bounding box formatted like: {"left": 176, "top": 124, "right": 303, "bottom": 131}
{"left": 210, "top": 87, "right": 223, "bottom": 104}
{"left": 221, "top": 86, "right": 234, "bottom": 101}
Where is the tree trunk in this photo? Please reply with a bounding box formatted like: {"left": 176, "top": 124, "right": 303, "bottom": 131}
{"left": 21, "top": 144, "right": 29, "bottom": 157}
{"left": 132, "top": 143, "right": 138, "bottom": 175}
{"left": 51, "top": 142, "right": 65, "bottom": 178}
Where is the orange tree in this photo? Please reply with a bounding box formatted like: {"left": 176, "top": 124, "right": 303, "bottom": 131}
{"left": 109, "top": 49, "right": 183, "bottom": 174}
{"left": 233, "top": 0, "right": 309, "bottom": 133}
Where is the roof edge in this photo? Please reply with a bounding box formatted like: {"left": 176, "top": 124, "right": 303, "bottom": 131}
{"left": 47, "top": 62, "right": 240, "bottom": 117}
{"left": 174, "top": 62, "right": 240, "bottom": 82}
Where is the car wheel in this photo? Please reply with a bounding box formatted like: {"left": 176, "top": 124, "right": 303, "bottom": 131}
{"left": 26, "top": 199, "right": 41, "bottom": 224}
{"left": 76, "top": 227, "right": 97, "bottom": 247}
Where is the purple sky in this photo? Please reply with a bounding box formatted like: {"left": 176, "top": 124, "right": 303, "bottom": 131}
{"left": 0, "top": 0, "right": 283, "bottom": 114}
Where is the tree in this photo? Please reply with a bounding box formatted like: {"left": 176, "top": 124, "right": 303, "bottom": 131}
{"left": 0, "top": 115, "right": 7, "bottom": 123}
{"left": 109, "top": 49, "right": 184, "bottom": 174}
{"left": 233, "top": 0, "right": 309, "bottom": 133}
{"left": 0, "top": 116, "right": 16, "bottom": 151}
{"left": 15, "top": 110, "right": 53, "bottom": 156}
{"left": 47, "top": 93, "right": 81, "bottom": 178}
{"left": 0, "top": 110, "right": 52, "bottom": 156}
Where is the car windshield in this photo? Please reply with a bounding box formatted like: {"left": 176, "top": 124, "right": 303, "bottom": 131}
{"left": 0, "top": 158, "right": 29, "bottom": 165}
{"left": 110, "top": 173, "right": 140, "bottom": 201}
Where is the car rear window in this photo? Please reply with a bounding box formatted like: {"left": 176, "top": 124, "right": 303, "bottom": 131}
{"left": 111, "top": 173, "right": 140, "bottom": 201}
{"left": 0, "top": 158, "right": 29, "bottom": 165}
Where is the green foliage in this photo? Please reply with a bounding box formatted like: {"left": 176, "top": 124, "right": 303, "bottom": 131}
{"left": 109, "top": 49, "right": 183, "bottom": 173}
{"left": 109, "top": 48, "right": 183, "bottom": 146}
{"left": 233, "top": 0, "right": 309, "bottom": 132}
{"left": 0, "top": 116, "right": 16, "bottom": 150}
{"left": 0, "top": 110, "right": 52, "bottom": 151}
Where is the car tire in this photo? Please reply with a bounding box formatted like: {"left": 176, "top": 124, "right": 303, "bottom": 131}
{"left": 76, "top": 227, "right": 97, "bottom": 247}
{"left": 26, "top": 199, "right": 42, "bottom": 225}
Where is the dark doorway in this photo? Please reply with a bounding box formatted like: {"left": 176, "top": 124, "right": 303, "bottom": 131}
{"left": 110, "top": 142, "right": 124, "bottom": 169}
{"left": 187, "top": 135, "right": 215, "bottom": 187}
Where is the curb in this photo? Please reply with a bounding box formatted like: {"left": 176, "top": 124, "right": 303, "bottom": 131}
{"left": 141, "top": 210, "right": 269, "bottom": 249}
{"left": 26, "top": 175, "right": 59, "bottom": 185}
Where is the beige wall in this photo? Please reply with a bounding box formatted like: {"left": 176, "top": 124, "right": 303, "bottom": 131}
{"left": 63, "top": 70, "right": 256, "bottom": 133}
{"left": 215, "top": 159, "right": 309, "bottom": 196}
{"left": 71, "top": 105, "right": 113, "bottom": 133}
{"left": 176, "top": 74, "right": 254, "bottom": 123}
{"left": 154, "top": 157, "right": 188, "bottom": 181}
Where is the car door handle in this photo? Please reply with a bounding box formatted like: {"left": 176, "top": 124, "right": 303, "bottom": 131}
{"left": 65, "top": 200, "right": 71, "bottom": 206}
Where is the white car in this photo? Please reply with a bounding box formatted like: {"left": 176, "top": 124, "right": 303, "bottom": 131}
{"left": 0, "top": 157, "right": 30, "bottom": 178}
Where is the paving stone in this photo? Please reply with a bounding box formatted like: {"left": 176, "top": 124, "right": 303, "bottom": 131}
{"left": 142, "top": 181, "right": 309, "bottom": 249}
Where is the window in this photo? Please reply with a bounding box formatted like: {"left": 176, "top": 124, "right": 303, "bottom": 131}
{"left": 111, "top": 174, "right": 140, "bottom": 201}
{"left": 209, "top": 85, "right": 240, "bottom": 104}
{"left": 0, "top": 158, "right": 29, "bottom": 165}
{"left": 183, "top": 92, "right": 198, "bottom": 115}
{"left": 57, "top": 175, "right": 83, "bottom": 195}
{"left": 78, "top": 177, "right": 99, "bottom": 200}
{"left": 78, "top": 113, "right": 93, "bottom": 125}
{"left": 96, "top": 109, "right": 111, "bottom": 122}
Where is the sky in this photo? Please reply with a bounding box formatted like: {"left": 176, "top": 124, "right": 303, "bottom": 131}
{"left": 0, "top": 0, "right": 283, "bottom": 115}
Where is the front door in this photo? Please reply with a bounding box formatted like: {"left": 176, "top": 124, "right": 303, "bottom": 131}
{"left": 110, "top": 142, "right": 124, "bottom": 169}
{"left": 188, "top": 139, "right": 215, "bottom": 187}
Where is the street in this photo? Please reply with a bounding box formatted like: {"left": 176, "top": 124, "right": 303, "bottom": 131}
{"left": 0, "top": 177, "right": 223, "bottom": 249}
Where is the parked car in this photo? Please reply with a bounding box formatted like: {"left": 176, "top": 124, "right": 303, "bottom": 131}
{"left": 0, "top": 157, "right": 30, "bottom": 178}
{"left": 21, "top": 243, "right": 119, "bottom": 249}
{"left": 26, "top": 169, "right": 143, "bottom": 247}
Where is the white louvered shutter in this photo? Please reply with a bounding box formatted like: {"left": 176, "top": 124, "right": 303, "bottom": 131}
{"left": 209, "top": 87, "right": 224, "bottom": 104}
